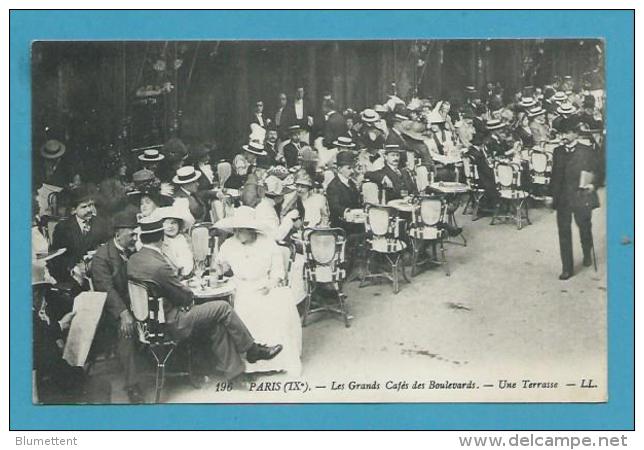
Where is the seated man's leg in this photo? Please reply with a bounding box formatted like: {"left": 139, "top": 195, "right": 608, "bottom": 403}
{"left": 173, "top": 301, "right": 255, "bottom": 379}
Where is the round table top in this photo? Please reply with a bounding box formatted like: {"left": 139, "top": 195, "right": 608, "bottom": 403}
{"left": 186, "top": 277, "right": 235, "bottom": 299}
{"left": 428, "top": 182, "right": 470, "bottom": 194}
{"left": 387, "top": 198, "right": 417, "bottom": 213}
{"left": 344, "top": 208, "right": 367, "bottom": 223}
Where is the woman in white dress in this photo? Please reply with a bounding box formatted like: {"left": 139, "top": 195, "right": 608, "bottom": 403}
{"left": 157, "top": 204, "right": 195, "bottom": 279}
{"left": 214, "top": 206, "right": 302, "bottom": 376}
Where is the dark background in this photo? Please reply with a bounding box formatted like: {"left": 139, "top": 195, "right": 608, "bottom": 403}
{"left": 32, "top": 39, "right": 603, "bottom": 181}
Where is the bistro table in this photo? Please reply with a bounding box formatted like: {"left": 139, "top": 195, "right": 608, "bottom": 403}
{"left": 185, "top": 276, "right": 235, "bottom": 305}
{"left": 426, "top": 181, "right": 470, "bottom": 246}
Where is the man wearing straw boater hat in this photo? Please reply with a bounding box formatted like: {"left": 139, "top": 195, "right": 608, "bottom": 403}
{"left": 484, "top": 118, "right": 511, "bottom": 158}
{"left": 172, "top": 166, "right": 207, "bottom": 222}
{"left": 127, "top": 215, "right": 283, "bottom": 381}
{"left": 91, "top": 209, "right": 144, "bottom": 403}
{"left": 550, "top": 117, "right": 600, "bottom": 281}
{"left": 35, "top": 138, "right": 72, "bottom": 188}
{"left": 137, "top": 147, "right": 165, "bottom": 174}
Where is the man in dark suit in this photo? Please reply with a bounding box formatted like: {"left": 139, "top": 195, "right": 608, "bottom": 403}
{"left": 464, "top": 133, "right": 499, "bottom": 217}
{"left": 91, "top": 210, "right": 143, "bottom": 403}
{"left": 250, "top": 99, "right": 269, "bottom": 129}
{"left": 550, "top": 117, "right": 600, "bottom": 280}
{"left": 282, "top": 125, "right": 303, "bottom": 169}
{"left": 282, "top": 86, "right": 313, "bottom": 132}
{"left": 326, "top": 151, "right": 362, "bottom": 232}
{"left": 320, "top": 98, "right": 346, "bottom": 148}
{"left": 263, "top": 125, "right": 279, "bottom": 165}
{"left": 367, "top": 144, "right": 418, "bottom": 201}
{"left": 127, "top": 217, "right": 282, "bottom": 380}
{"left": 50, "top": 187, "right": 112, "bottom": 284}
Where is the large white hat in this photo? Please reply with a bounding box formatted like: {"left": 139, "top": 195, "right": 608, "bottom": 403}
{"left": 214, "top": 206, "right": 269, "bottom": 233}
{"left": 242, "top": 141, "right": 267, "bottom": 156}
{"left": 172, "top": 166, "right": 202, "bottom": 184}
{"left": 138, "top": 148, "right": 165, "bottom": 162}
{"left": 156, "top": 204, "right": 195, "bottom": 230}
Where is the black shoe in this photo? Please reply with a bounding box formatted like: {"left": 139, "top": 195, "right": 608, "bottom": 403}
{"left": 125, "top": 385, "right": 145, "bottom": 404}
{"left": 558, "top": 271, "right": 573, "bottom": 280}
{"left": 246, "top": 343, "right": 283, "bottom": 363}
{"left": 447, "top": 226, "right": 463, "bottom": 237}
{"left": 583, "top": 255, "right": 593, "bottom": 267}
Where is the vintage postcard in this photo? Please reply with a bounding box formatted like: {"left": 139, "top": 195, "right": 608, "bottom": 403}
{"left": 28, "top": 36, "right": 610, "bottom": 405}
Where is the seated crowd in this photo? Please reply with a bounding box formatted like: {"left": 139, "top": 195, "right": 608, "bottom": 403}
{"left": 32, "top": 78, "right": 605, "bottom": 403}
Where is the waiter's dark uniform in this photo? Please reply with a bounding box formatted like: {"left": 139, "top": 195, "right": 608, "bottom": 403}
{"left": 550, "top": 140, "right": 599, "bottom": 274}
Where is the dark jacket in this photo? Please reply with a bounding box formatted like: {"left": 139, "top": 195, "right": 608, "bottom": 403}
{"left": 91, "top": 239, "right": 130, "bottom": 321}
{"left": 551, "top": 142, "right": 600, "bottom": 210}
{"left": 367, "top": 164, "right": 418, "bottom": 201}
{"left": 50, "top": 216, "right": 112, "bottom": 283}
{"left": 126, "top": 246, "right": 194, "bottom": 321}
{"left": 322, "top": 111, "right": 346, "bottom": 147}
{"left": 174, "top": 187, "right": 207, "bottom": 222}
{"left": 282, "top": 141, "right": 302, "bottom": 169}
{"left": 282, "top": 99, "right": 312, "bottom": 131}
{"left": 325, "top": 176, "right": 361, "bottom": 229}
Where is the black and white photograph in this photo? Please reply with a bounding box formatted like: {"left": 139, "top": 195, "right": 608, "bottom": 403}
{"left": 31, "top": 38, "right": 607, "bottom": 404}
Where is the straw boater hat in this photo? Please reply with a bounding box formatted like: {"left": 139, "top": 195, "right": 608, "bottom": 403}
{"left": 384, "top": 144, "right": 405, "bottom": 154}
{"left": 263, "top": 175, "right": 294, "bottom": 197}
{"left": 172, "top": 166, "right": 202, "bottom": 184}
{"left": 40, "top": 139, "right": 66, "bottom": 159}
{"left": 138, "top": 149, "right": 165, "bottom": 162}
{"left": 332, "top": 136, "right": 356, "bottom": 149}
{"left": 156, "top": 204, "right": 195, "bottom": 230}
{"left": 427, "top": 111, "right": 446, "bottom": 125}
{"left": 214, "top": 206, "right": 268, "bottom": 233}
{"left": 519, "top": 97, "right": 537, "bottom": 108}
{"left": 360, "top": 109, "right": 380, "bottom": 123}
{"left": 527, "top": 106, "right": 546, "bottom": 118}
{"left": 556, "top": 102, "right": 577, "bottom": 116}
{"left": 242, "top": 141, "right": 268, "bottom": 156}
{"left": 486, "top": 118, "right": 506, "bottom": 131}
{"left": 552, "top": 91, "right": 568, "bottom": 103}
{"left": 138, "top": 216, "right": 166, "bottom": 235}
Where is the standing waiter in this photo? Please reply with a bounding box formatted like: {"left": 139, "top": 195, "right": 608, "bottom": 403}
{"left": 550, "top": 117, "right": 600, "bottom": 280}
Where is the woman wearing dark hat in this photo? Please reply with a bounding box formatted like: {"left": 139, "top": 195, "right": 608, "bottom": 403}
{"left": 512, "top": 112, "right": 536, "bottom": 148}
{"left": 127, "top": 187, "right": 174, "bottom": 220}
{"left": 97, "top": 155, "right": 132, "bottom": 217}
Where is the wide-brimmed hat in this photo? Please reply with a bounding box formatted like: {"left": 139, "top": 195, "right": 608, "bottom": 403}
{"left": 40, "top": 139, "right": 66, "bottom": 159}
{"left": 360, "top": 109, "right": 380, "bottom": 123}
{"left": 294, "top": 171, "right": 314, "bottom": 187}
{"left": 214, "top": 206, "right": 268, "bottom": 233}
{"left": 264, "top": 175, "right": 294, "bottom": 197}
{"left": 427, "top": 111, "right": 446, "bottom": 124}
{"left": 172, "top": 166, "right": 202, "bottom": 184}
{"left": 527, "top": 106, "right": 546, "bottom": 118}
{"left": 333, "top": 136, "right": 356, "bottom": 149}
{"left": 138, "top": 216, "right": 165, "bottom": 235}
{"left": 486, "top": 118, "right": 506, "bottom": 131}
{"left": 127, "top": 188, "right": 174, "bottom": 207}
{"left": 557, "top": 102, "right": 577, "bottom": 115}
{"left": 336, "top": 150, "right": 356, "bottom": 167}
{"left": 396, "top": 120, "right": 426, "bottom": 141}
{"left": 242, "top": 141, "right": 267, "bottom": 156}
{"left": 34, "top": 247, "right": 66, "bottom": 262}
{"left": 464, "top": 85, "right": 478, "bottom": 94}
{"left": 156, "top": 204, "right": 195, "bottom": 230}
{"left": 552, "top": 91, "right": 568, "bottom": 103}
{"left": 519, "top": 97, "right": 537, "bottom": 108}
{"left": 132, "top": 168, "right": 156, "bottom": 184}
{"left": 113, "top": 210, "right": 138, "bottom": 229}
{"left": 138, "top": 149, "right": 165, "bottom": 162}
